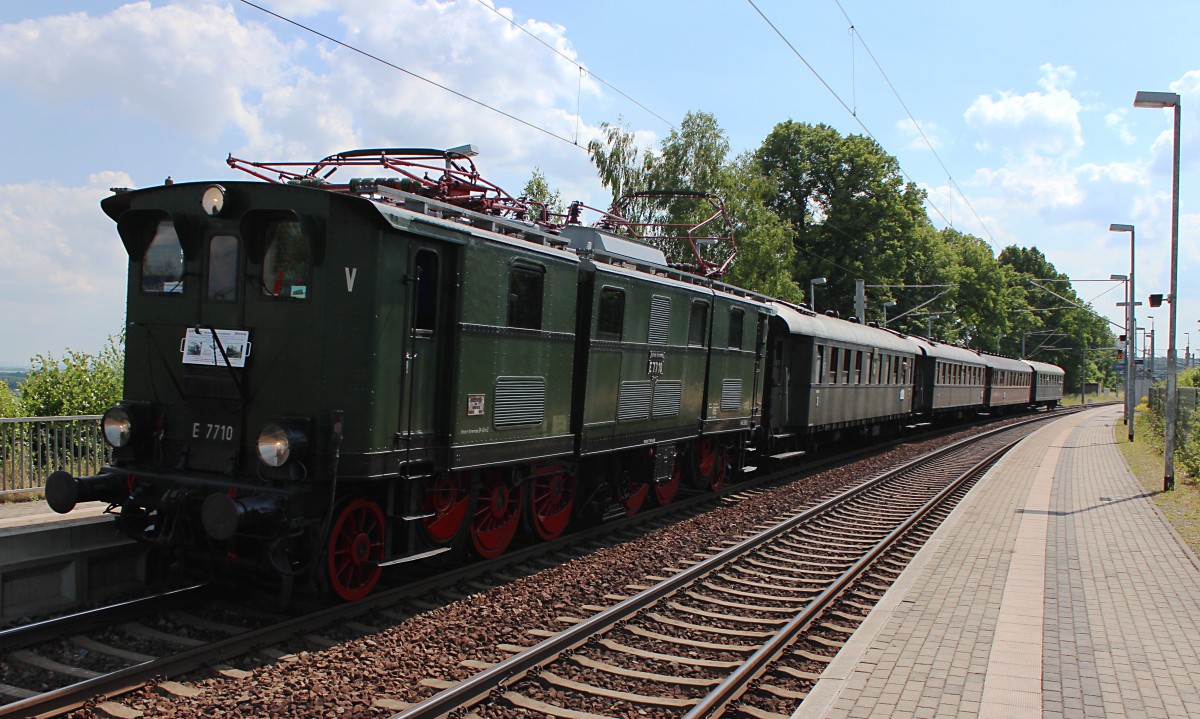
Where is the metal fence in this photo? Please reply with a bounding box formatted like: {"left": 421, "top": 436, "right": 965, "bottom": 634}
{"left": 1148, "top": 386, "right": 1200, "bottom": 439}
{"left": 0, "top": 416, "right": 109, "bottom": 496}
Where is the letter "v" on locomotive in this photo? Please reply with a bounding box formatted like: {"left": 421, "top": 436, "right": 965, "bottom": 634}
{"left": 345, "top": 267, "right": 358, "bottom": 292}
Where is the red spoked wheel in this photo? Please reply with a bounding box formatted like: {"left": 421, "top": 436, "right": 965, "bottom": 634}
{"left": 419, "top": 471, "right": 471, "bottom": 545}
{"left": 694, "top": 437, "right": 727, "bottom": 492}
{"left": 654, "top": 449, "right": 684, "bottom": 506}
{"left": 616, "top": 468, "right": 649, "bottom": 516}
{"left": 471, "top": 469, "right": 524, "bottom": 558}
{"left": 326, "top": 498, "right": 385, "bottom": 602}
{"left": 528, "top": 465, "right": 576, "bottom": 542}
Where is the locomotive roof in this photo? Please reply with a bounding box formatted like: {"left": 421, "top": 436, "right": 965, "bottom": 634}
{"left": 1025, "top": 358, "right": 1067, "bottom": 376}
{"left": 769, "top": 302, "right": 917, "bottom": 354}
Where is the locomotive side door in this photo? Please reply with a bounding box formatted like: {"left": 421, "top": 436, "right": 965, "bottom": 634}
{"left": 398, "top": 244, "right": 454, "bottom": 461}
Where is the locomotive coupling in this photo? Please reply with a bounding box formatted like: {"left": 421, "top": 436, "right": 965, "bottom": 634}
{"left": 201, "top": 492, "right": 284, "bottom": 541}
{"left": 45, "top": 470, "right": 129, "bottom": 514}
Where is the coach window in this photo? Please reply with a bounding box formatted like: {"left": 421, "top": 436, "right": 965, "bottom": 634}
{"left": 842, "top": 347, "right": 852, "bottom": 384}
{"left": 141, "top": 220, "right": 185, "bottom": 294}
{"left": 688, "top": 301, "right": 709, "bottom": 347}
{"left": 507, "top": 264, "right": 544, "bottom": 330}
{"left": 597, "top": 286, "right": 625, "bottom": 340}
{"left": 206, "top": 235, "right": 239, "bottom": 301}
{"left": 728, "top": 308, "right": 745, "bottom": 349}
{"left": 412, "top": 250, "right": 438, "bottom": 334}
{"left": 853, "top": 351, "right": 863, "bottom": 384}
{"left": 814, "top": 345, "right": 825, "bottom": 383}
{"left": 828, "top": 347, "right": 840, "bottom": 384}
{"left": 262, "top": 220, "right": 311, "bottom": 299}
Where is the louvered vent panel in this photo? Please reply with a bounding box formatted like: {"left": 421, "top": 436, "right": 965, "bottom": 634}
{"left": 720, "top": 378, "right": 743, "bottom": 411}
{"left": 618, "top": 381, "right": 652, "bottom": 421}
{"left": 493, "top": 377, "right": 546, "bottom": 428}
{"left": 648, "top": 296, "right": 670, "bottom": 345}
{"left": 653, "top": 381, "right": 682, "bottom": 417}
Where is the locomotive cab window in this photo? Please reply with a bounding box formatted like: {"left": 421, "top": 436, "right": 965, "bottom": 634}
{"left": 206, "top": 235, "right": 239, "bottom": 301}
{"left": 597, "top": 286, "right": 625, "bottom": 340}
{"left": 141, "top": 220, "right": 185, "bottom": 294}
{"left": 687, "top": 301, "right": 709, "bottom": 347}
{"left": 728, "top": 308, "right": 745, "bottom": 349}
{"left": 412, "top": 250, "right": 438, "bottom": 334}
{"left": 262, "top": 220, "right": 311, "bottom": 299}
{"left": 507, "top": 264, "right": 544, "bottom": 330}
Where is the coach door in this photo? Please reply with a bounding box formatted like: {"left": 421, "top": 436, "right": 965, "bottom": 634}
{"left": 399, "top": 246, "right": 452, "bottom": 456}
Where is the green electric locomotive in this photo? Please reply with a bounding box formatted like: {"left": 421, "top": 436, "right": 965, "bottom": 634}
{"left": 46, "top": 148, "right": 772, "bottom": 600}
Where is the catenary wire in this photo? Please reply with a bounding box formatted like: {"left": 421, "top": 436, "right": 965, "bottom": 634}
{"left": 237, "top": 0, "right": 582, "bottom": 148}
{"left": 745, "top": 0, "right": 984, "bottom": 246}
{"left": 471, "top": 0, "right": 676, "bottom": 132}
{"left": 832, "top": 0, "right": 996, "bottom": 245}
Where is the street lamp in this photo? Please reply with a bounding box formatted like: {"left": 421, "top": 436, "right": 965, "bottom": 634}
{"left": 1112, "top": 272, "right": 1132, "bottom": 430}
{"left": 926, "top": 314, "right": 940, "bottom": 338}
{"left": 882, "top": 301, "right": 896, "bottom": 328}
{"left": 1111, "top": 222, "right": 1136, "bottom": 440}
{"left": 1134, "top": 90, "right": 1181, "bottom": 491}
{"left": 809, "top": 277, "right": 827, "bottom": 313}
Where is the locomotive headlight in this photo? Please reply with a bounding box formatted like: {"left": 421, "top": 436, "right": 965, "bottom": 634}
{"left": 201, "top": 184, "right": 226, "bottom": 216}
{"left": 101, "top": 406, "right": 135, "bottom": 448}
{"left": 256, "top": 422, "right": 308, "bottom": 467}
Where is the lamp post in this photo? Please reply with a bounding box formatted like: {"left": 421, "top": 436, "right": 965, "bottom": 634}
{"left": 926, "top": 314, "right": 940, "bottom": 338}
{"left": 882, "top": 301, "right": 896, "bottom": 328}
{"left": 1112, "top": 272, "right": 1132, "bottom": 430}
{"left": 1111, "top": 222, "right": 1136, "bottom": 440}
{"left": 1134, "top": 90, "right": 1181, "bottom": 491}
{"left": 809, "top": 277, "right": 827, "bottom": 314}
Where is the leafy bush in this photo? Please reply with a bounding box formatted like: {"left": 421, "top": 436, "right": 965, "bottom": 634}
{"left": 18, "top": 335, "right": 124, "bottom": 417}
{"left": 0, "top": 383, "right": 22, "bottom": 418}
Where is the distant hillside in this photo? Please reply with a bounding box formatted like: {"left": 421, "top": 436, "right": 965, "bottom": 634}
{"left": 1, "top": 370, "right": 26, "bottom": 392}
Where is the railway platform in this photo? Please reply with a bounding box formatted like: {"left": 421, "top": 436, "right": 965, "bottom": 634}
{"left": 0, "top": 499, "right": 143, "bottom": 621}
{"left": 794, "top": 404, "right": 1200, "bottom": 719}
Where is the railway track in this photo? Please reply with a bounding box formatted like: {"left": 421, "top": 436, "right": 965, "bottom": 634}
{"left": 0, "top": 408, "right": 1077, "bottom": 718}
{"left": 391, "top": 414, "right": 1048, "bottom": 719}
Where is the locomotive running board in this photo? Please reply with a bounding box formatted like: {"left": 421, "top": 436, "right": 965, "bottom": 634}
{"left": 374, "top": 546, "right": 452, "bottom": 567}
{"left": 769, "top": 450, "right": 807, "bottom": 461}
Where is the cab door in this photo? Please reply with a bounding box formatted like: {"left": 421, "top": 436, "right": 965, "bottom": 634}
{"left": 398, "top": 245, "right": 454, "bottom": 462}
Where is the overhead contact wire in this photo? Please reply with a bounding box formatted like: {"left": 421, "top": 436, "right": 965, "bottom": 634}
{"left": 744, "top": 0, "right": 960, "bottom": 240}
{"left": 237, "top": 0, "right": 581, "bottom": 148}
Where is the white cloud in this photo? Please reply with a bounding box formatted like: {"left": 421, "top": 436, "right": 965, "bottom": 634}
{"left": 1105, "top": 109, "right": 1136, "bottom": 146}
{"left": 0, "top": 173, "right": 131, "bottom": 365}
{"left": 896, "top": 117, "right": 943, "bottom": 152}
{"left": 964, "top": 63, "right": 1084, "bottom": 159}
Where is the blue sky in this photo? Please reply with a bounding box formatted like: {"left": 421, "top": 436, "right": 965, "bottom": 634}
{"left": 2, "top": 0, "right": 1198, "bottom": 367}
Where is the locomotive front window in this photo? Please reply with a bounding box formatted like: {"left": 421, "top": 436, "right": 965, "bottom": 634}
{"left": 262, "top": 220, "right": 311, "bottom": 299}
{"left": 141, "top": 220, "right": 184, "bottom": 294}
{"left": 597, "top": 286, "right": 625, "bottom": 340}
{"left": 507, "top": 265, "right": 544, "bottom": 330}
{"left": 206, "top": 235, "right": 239, "bottom": 301}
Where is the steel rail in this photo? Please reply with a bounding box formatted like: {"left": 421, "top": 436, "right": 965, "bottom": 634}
{"left": 0, "top": 585, "right": 209, "bottom": 652}
{"left": 683, "top": 437, "right": 1019, "bottom": 718}
{"left": 388, "top": 413, "right": 1053, "bottom": 719}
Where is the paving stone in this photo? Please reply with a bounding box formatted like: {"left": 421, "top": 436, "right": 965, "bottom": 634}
{"left": 792, "top": 407, "right": 1200, "bottom": 719}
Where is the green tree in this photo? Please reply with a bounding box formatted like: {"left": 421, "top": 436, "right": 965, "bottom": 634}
{"left": 520, "top": 166, "right": 566, "bottom": 223}
{"left": 19, "top": 336, "right": 124, "bottom": 417}
{"left": 753, "top": 121, "right": 933, "bottom": 320}
{"left": 0, "top": 383, "right": 21, "bottom": 418}
{"left": 588, "top": 111, "right": 801, "bottom": 300}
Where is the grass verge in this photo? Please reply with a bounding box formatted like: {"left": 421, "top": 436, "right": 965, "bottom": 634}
{"left": 1114, "top": 410, "right": 1200, "bottom": 557}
